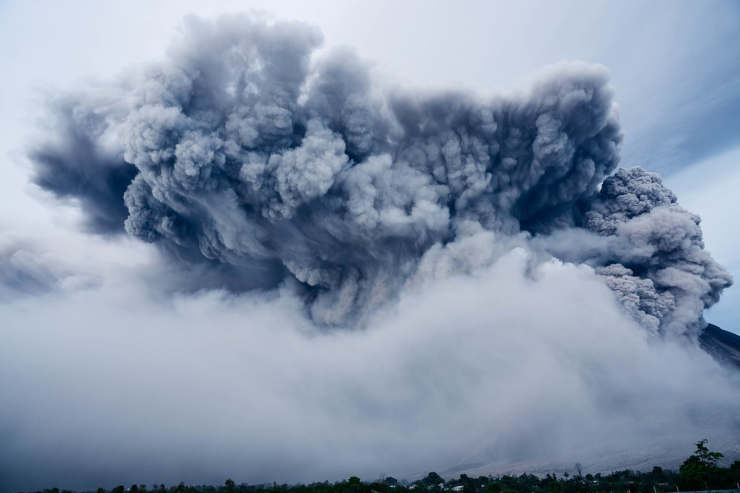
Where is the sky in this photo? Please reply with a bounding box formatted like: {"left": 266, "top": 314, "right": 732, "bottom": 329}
{"left": 1, "top": 1, "right": 740, "bottom": 492}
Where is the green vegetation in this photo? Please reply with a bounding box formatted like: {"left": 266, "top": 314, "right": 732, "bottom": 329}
{"left": 21, "top": 441, "right": 740, "bottom": 493}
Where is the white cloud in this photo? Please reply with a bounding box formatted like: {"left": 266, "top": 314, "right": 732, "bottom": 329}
{"left": 1, "top": 240, "right": 738, "bottom": 491}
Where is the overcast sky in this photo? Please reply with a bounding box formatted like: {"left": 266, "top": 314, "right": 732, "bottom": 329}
{"left": 1, "top": 2, "right": 740, "bottom": 492}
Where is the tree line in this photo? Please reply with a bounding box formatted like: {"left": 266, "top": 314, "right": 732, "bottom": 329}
{"left": 21, "top": 440, "right": 740, "bottom": 493}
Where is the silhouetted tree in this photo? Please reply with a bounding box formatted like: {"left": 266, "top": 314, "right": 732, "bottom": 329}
{"left": 421, "top": 473, "right": 443, "bottom": 487}
{"left": 679, "top": 439, "right": 724, "bottom": 490}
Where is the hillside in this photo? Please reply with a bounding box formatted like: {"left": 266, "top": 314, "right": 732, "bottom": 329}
{"left": 700, "top": 324, "right": 740, "bottom": 369}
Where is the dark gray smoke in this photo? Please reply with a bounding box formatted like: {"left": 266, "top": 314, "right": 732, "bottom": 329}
{"left": 583, "top": 168, "right": 732, "bottom": 336}
{"left": 30, "top": 98, "right": 138, "bottom": 234}
{"left": 30, "top": 14, "right": 730, "bottom": 332}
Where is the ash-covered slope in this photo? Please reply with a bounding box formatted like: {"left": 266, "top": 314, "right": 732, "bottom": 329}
{"left": 700, "top": 324, "right": 740, "bottom": 369}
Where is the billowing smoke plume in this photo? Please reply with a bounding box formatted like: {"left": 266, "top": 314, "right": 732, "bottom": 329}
{"left": 538, "top": 167, "right": 733, "bottom": 336}
{"left": 583, "top": 168, "right": 732, "bottom": 335}
{"left": 30, "top": 15, "right": 730, "bottom": 333}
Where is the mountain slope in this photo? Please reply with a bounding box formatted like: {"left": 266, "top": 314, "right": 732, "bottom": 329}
{"left": 700, "top": 324, "right": 740, "bottom": 369}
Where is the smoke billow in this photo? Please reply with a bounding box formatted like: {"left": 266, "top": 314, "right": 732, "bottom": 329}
{"left": 31, "top": 14, "right": 729, "bottom": 333}
{"left": 537, "top": 167, "right": 733, "bottom": 336}
{"left": 31, "top": 14, "right": 731, "bottom": 333}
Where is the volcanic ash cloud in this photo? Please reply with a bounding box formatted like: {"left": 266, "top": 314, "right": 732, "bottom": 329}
{"left": 29, "top": 14, "right": 731, "bottom": 334}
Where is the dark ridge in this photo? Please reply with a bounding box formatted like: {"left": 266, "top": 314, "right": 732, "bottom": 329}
{"left": 699, "top": 324, "right": 740, "bottom": 369}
